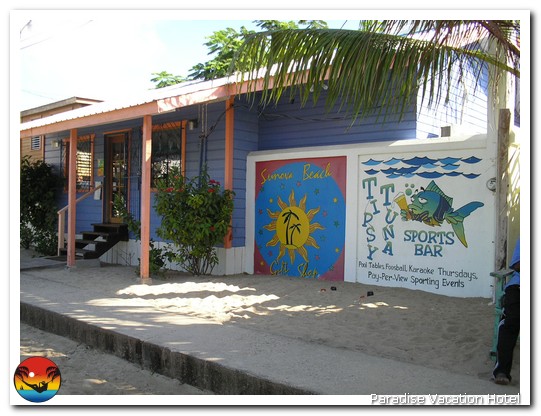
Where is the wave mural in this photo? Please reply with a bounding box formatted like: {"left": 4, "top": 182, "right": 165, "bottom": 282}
{"left": 362, "top": 156, "right": 482, "bottom": 179}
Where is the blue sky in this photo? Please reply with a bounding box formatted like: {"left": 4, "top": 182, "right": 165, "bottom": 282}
{"left": 15, "top": 11, "right": 360, "bottom": 110}
{"left": 14, "top": 8, "right": 531, "bottom": 112}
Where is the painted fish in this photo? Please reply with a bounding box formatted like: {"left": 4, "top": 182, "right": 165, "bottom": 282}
{"left": 398, "top": 180, "right": 484, "bottom": 247}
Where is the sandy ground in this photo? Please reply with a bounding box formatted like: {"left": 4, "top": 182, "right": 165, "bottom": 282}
{"left": 117, "top": 270, "right": 519, "bottom": 384}
{"left": 18, "top": 249, "right": 521, "bottom": 394}
{"left": 19, "top": 323, "right": 212, "bottom": 395}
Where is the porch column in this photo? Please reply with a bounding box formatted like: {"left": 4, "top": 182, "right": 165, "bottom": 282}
{"left": 67, "top": 129, "right": 77, "bottom": 267}
{"left": 140, "top": 115, "right": 152, "bottom": 280}
{"left": 181, "top": 120, "right": 187, "bottom": 177}
{"left": 224, "top": 96, "right": 234, "bottom": 249}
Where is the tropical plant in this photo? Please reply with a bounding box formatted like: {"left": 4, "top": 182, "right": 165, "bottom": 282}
{"left": 187, "top": 26, "right": 256, "bottom": 81}
{"left": 20, "top": 156, "right": 62, "bottom": 255}
{"left": 154, "top": 167, "right": 234, "bottom": 276}
{"left": 150, "top": 71, "right": 187, "bottom": 88}
{"left": 151, "top": 20, "right": 329, "bottom": 86}
{"left": 231, "top": 20, "right": 520, "bottom": 122}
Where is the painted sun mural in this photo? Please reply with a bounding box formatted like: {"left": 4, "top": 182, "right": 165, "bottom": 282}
{"left": 254, "top": 157, "right": 347, "bottom": 281}
{"left": 264, "top": 190, "right": 324, "bottom": 263}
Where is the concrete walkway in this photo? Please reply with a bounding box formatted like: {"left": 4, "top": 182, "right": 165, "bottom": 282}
{"left": 18, "top": 258, "right": 525, "bottom": 403}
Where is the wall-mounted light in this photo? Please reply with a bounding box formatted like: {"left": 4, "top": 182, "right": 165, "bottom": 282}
{"left": 188, "top": 119, "right": 199, "bottom": 131}
{"left": 51, "top": 139, "right": 61, "bottom": 149}
{"left": 309, "top": 82, "right": 328, "bottom": 93}
{"left": 441, "top": 126, "right": 452, "bottom": 137}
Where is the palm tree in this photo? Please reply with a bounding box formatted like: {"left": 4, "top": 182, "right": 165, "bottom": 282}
{"left": 281, "top": 209, "right": 299, "bottom": 245}
{"left": 289, "top": 222, "right": 302, "bottom": 247}
{"left": 14, "top": 366, "right": 30, "bottom": 383}
{"left": 231, "top": 20, "right": 520, "bottom": 123}
{"left": 46, "top": 366, "right": 61, "bottom": 384}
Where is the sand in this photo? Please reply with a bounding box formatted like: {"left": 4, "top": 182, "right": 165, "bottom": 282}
{"left": 19, "top": 249, "right": 520, "bottom": 389}
{"left": 20, "top": 323, "right": 212, "bottom": 395}
{"left": 112, "top": 268, "right": 518, "bottom": 382}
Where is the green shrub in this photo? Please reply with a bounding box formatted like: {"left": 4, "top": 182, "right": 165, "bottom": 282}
{"left": 20, "top": 156, "right": 62, "bottom": 256}
{"left": 154, "top": 167, "right": 234, "bottom": 275}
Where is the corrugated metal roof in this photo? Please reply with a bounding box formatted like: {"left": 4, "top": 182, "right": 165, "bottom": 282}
{"left": 20, "top": 75, "right": 238, "bottom": 133}
{"left": 20, "top": 97, "right": 104, "bottom": 117}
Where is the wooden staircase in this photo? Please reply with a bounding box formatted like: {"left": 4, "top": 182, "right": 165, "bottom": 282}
{"left": 59, "top": 223, "right": 129, "bottom": 260}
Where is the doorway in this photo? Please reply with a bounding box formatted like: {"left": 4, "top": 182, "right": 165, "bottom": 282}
{"left": 105, "top": 132, "right": 130, "bottom": 223}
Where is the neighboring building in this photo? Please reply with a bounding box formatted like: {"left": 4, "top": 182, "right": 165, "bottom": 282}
{"left": 20, "top": 97, "right": 102, "bottom": 162}
{"left": 19, "top": 65, "right": 520, "bottom": 299}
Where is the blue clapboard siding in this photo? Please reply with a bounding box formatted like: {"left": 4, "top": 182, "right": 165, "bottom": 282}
{"left": 256, "top": 90, "right": 419, "bottom": 150}
{"left": 230, "top": 100, "right": 259, "bottom": 246}
{"left": 415, "top": 61, "right": 489, "bottom": 138}
{"left": 45, "top": 68, "right": 490, "bottom": 250}
{"left": 45, "top": 128, "right": 103, "bottom": 234}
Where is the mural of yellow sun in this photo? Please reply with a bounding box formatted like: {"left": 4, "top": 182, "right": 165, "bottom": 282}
{"left": 264, "top": 190, "right": 324, "bottom": 264}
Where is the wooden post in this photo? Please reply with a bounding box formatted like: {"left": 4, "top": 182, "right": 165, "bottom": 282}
{"left": 140, "top": 115, "right": 152, "bottom": 281}
{"left": 495, "top": 108, "right": 511, "bottom": 271}
{"left": 57, "top": 211, "right": 65, "bottom": 256}
{"left": 224, "top": 97, "right": 234, "bottom": 249}
{"left": 181, "top": 120, "right": 187, "bottom": 177}
{"left": 67, "top": 129, "right": 77, "bottom": 267}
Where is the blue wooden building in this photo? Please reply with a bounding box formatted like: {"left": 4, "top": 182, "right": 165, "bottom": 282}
{"left": 20, "top": 64, "right": 520, "bottom": 297}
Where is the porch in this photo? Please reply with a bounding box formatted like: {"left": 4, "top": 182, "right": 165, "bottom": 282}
{"left": 21, "top": 79, "right": 240, "bottom": 279}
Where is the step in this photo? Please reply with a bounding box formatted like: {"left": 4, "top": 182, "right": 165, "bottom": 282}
{"left": 59, "top": 247, "right": 102, "bottom": 260}
{"left": 76, "top": 239, "right": 110, "bottom": 246}
{"left": 81, "top": 231, "right": 114, "bottom": 240}
{"left": 75, "top": 240, "right": 110, "bottom": 251}
{"left": 60, "top": 223, "right": 129, "bottom": 260}
{"left": 91, "top": 223, "right": 129, "bottom": 241}
{"left": 91, "top": 223, "right": 129, "bottom": 230}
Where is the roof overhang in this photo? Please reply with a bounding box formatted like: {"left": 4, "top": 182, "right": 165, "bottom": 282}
{"left": 20, "top": 96, "right": 104, "bottom": 118}
{"left": 19, "top": 65, "right": 306, "bottom": 139}
{"left": 20, "top": 75, "right": 246, "bottom": 138}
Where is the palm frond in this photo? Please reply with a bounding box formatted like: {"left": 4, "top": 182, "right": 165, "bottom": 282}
{"left": 232, "top": 20, "right": 520, "bottom": 122}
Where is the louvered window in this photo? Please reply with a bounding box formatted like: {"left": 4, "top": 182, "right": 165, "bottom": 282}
{"left": 151, "top": 122, "right": 182, "bottom": 188}
{"left": 30, "top": 136, "right": 41, "bottom": 150}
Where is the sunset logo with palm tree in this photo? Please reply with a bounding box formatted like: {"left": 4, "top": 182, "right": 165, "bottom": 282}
{"left": 14, "top": 357, "right": 61, "bottom": 402}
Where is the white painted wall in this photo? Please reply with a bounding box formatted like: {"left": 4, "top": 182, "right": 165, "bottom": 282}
{"left": 246, "top": 134, "right": 497, "bottom": 298}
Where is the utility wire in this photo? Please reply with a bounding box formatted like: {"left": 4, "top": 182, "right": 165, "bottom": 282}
{"left": 20, "top": 20, "right": 93, "bottom": 50}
